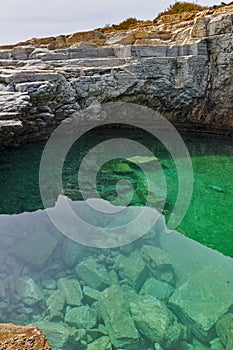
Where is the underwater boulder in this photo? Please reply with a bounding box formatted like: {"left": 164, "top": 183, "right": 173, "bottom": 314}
{"left": 57, "top": 278, "right": 83, "bottom": 306}
{"left": 16, "top": 276, "right": 44, "bottom": 306}
{"left": 98, "top": 284, "right": 139, "bottom": 349}
{"left": 169, "top": 267, "right": 233, "bottom": 342}
{"left": 130, "top": 295, "right": 185, "bottom": 349}
{"left": 65, "top": 305, "right": 97, "bottom": 329}
{"left": 216, "top": 313, "right": 233, "bottom": 350}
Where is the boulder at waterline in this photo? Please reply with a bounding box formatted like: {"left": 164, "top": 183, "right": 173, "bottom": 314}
{"left": 32, "top": 321, "right": 71, "bottom": 350}
{"left": 75, "top": 257, "right": 110, "bottom": 290}
{"left": 57, "top": 278, "right": 83, "bottom": 306}
{"left": 16, "top": 276, "right": 44, "bottom": 306}
{"left": 169, "top": 266, "right": 233, "bottom": 341}
{"left": 98, "top": 284, "right": 139, "bottom": 349}
{"left": 139, "top": 277, "right": 174, "bottom": 301}
{"left": 87, "top": 336, "right": 112, "bottom": 350}
{"left": 216, "top": 313, "right": 233, "bottom": 350}
{"left": 65, "top": 305, "right": 97, "bottom": 329}
{"left": 130, "top": 295, "right": 185, "bottom": 349}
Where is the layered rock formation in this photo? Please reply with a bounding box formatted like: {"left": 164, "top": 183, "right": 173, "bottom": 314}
{"left": 0, "top": 5, "right": 232, "bottom": 147}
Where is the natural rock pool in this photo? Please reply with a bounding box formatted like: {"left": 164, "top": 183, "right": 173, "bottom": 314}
{"left": 0, "top": 127, "right": 233, "bottom": 349}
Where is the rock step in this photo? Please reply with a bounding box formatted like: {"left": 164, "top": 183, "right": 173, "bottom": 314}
{"left": 0, "top": 41, "right": 208, "bottom": 63}
{"left": 45, "top": 57, "right": 130, "bottom": 68}
{"left": 0, "top": 119, "right": 22, "bottom": 128}
{"left": 0, "top": 112, "right": 21, "bottom": 120}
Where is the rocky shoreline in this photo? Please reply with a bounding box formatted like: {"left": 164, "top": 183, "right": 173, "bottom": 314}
{"left": 0, "top": 6, "right": 232, "bottom": 148}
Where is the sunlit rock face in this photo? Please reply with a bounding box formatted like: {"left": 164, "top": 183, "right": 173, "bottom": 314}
{"left": 0, "top": 5, "right": 232, "bottom": 147}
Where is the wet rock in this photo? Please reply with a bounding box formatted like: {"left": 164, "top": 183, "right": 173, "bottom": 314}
{"left": 75, "top": 257, "right": 110, "bottom": 290}
{"left": 98, "top": 284, "right": 139, "bottom": 349}
{"left": 33, "top": 321, "right": 71, "bottom": 350}
{"left": 0, "top": 323, "right": 52, "bottom": 349}
{"left": 141, "top": 245, "right": 175, "bottom": 284}
{"left": 139, "top": 277, "right": 174, "bottom": 301}
{"left": 169, "top": 267, "right": 233, "bottom": 341}
{"left": 130, "top": 295, "right": 185, "bottom": 349}
{"left": 216, "top": 313, "right": 233, "bottom": 350}
{"left": 57, "top": 278, "right": 83, "bottom": 306}
{"left": 118, "top": 251, "right": 148, "bottom": 291}
{"left": 65, "top": 305, "right": 97, "bottom": 329}
{"left": 16, "top": 276, "right": 44, "bottom": 306}
{"left": 87, "top": 336, "right": 112, "bottom": 350}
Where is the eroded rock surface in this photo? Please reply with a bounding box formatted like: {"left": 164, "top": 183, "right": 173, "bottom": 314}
{"left": 0, "top": 5, "right": 232, "bottom": 147}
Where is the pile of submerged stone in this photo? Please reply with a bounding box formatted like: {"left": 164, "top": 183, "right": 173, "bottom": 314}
{"left": 0, "top": 234, "right": 233, "bottom": 350}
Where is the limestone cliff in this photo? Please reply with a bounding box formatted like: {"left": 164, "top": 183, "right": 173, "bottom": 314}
{"left": 0, "top": 4, "right": 232, "bottom": 147}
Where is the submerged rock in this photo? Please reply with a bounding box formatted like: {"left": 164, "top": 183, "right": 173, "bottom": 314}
{"left": 46, "top": 290, "right": 65, "bottom": 312}
{"left": 210, "top": 338, "right": 225, "bottom": 350}
{"left": 65, "top": 305, "right": 97, "bottom": 329}
{"left": 130, "top": 295, "right": 185, "bottom": 349}
{"left": 62, "top": 238, "right": 86, "bottom": 267}
{"left": 10, "top": 226, "right": 58, "bottom": 269}
{"left": 118, "top": 251, "right": 148, "bottom": 291}
{"left": 141, "top": 245, "right": 175, "bottom": 284}
{"left": 75, "top": 257, "right": 110, "bottom": 290}
{"left": 216, "top": 313, "right": 233, "bottom": 350}
{"left": 32, "top": 321, "right": 71, "bottom": 350}
{"left": 57, "top": 278, "right": 83, "bottom": 306}
{"left": 169, "top": 267, "right": 233, "bottom": 341}
{"left": 0, "top": 323, "right": 52, "bottom": 349}
{"left": 87, "top": 336, "right": 112, "bottom": 350}
{"left": 16, "top": 276, "right": 44, "bottom": 306}
{"left": 98, "top": 285, "right": 139, "bottom": 349}
{"left": 139, "top": 277, "right": 174, "bottom": 301}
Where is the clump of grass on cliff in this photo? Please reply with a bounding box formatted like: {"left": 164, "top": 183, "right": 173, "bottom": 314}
{"left": 106, "top": 17, "right": 140, "bottom": 31}
{"left": 154, "top": 1, "right": 208, "bottom": 22}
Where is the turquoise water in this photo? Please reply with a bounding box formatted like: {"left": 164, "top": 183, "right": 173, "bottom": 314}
{"left": 0, "top": 128, "right": 233, "bottom": 349}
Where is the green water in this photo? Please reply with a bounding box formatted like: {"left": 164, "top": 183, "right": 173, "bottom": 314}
{"left": 0, "top": 128, "right": 232, "bottom": 257}
{"left": 0, "top": 128, "right": 233, "bottom": 350}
